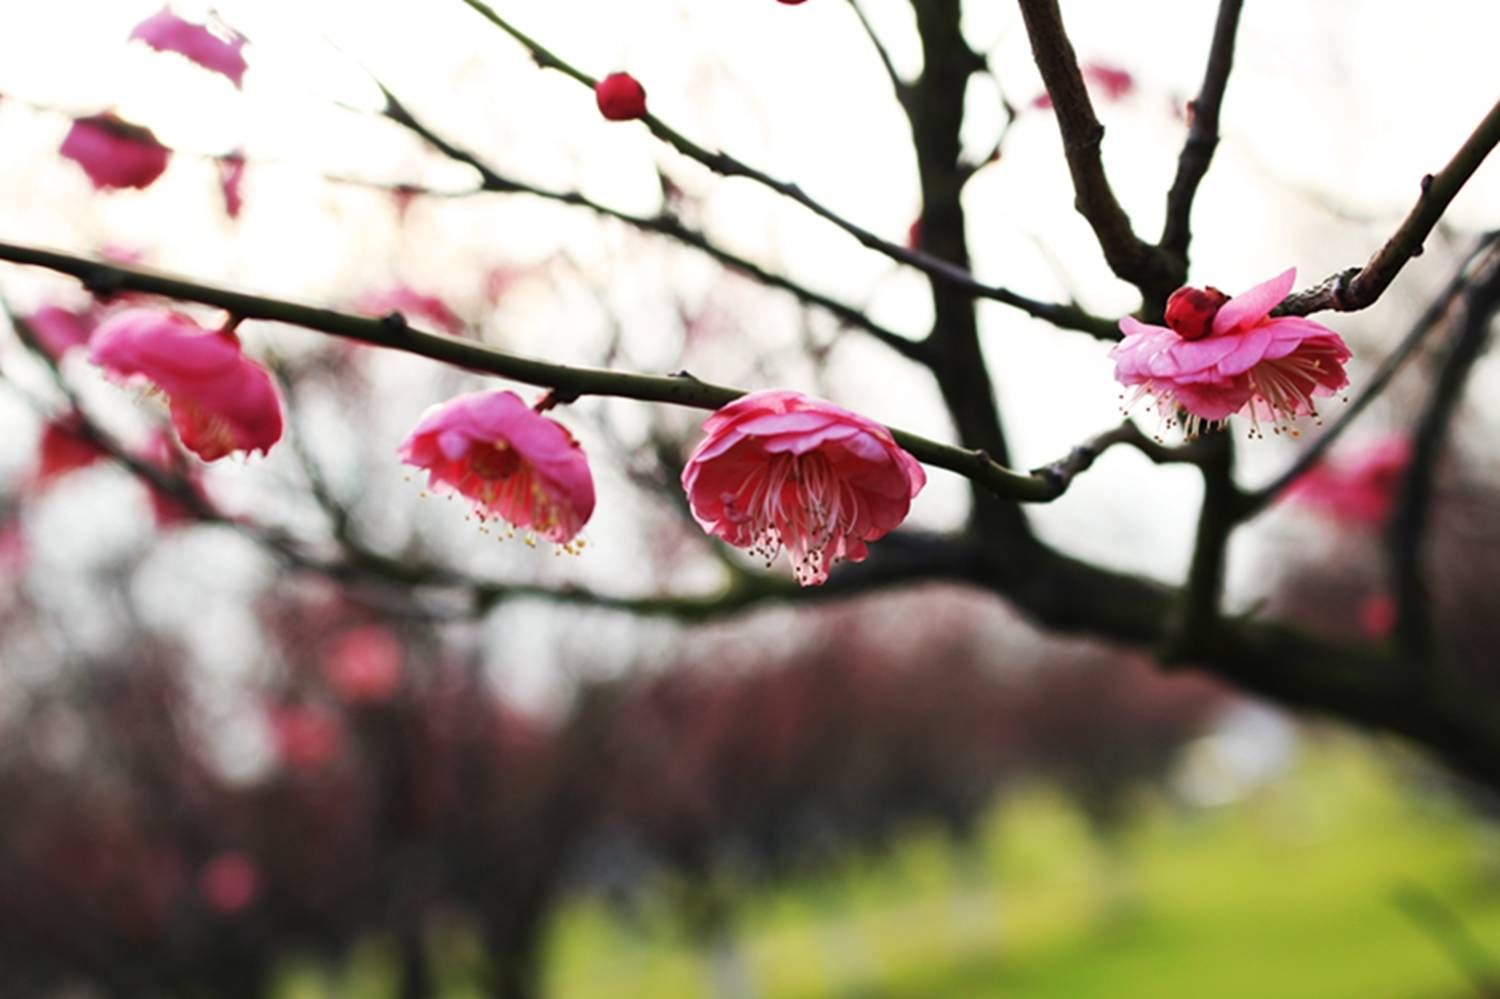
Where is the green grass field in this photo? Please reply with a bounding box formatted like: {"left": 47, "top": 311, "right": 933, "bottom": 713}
{"left": 544, "top": 739, "right": 1500, "bottom": 999}
{"left": 275, "top": 738, "right": 1500, "bottom": 997}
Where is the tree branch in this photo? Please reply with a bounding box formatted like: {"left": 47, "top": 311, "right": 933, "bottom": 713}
{"left": 1015, "top": 0, "right": 1177, "bottom": 301}
{"left": 452, "top": 0, "right": 1117, "bottom": 339}
{"left": 1238, "top": 232, "right": 1500, "bottom": 519}
{"left": 1276, "top": 97, "right": 1500, "bottom": 318}
{"left": 1158, "top": 0, "right": 1245, "bottom": 263}
{"left": 376, "top": 89, "right": 931, "bottom": 363}
{"left": 0, "top": 241, "right": 1085, "bottom": 502}
{"left": 1388, "top": 255, "right": 1500, "bottom": 661}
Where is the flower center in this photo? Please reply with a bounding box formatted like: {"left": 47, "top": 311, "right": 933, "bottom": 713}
{"left": 469, "top": 442, "right": 522, "bottom": 480}
{"left": 723, "top": 451, "right": 863, "bottom": 585}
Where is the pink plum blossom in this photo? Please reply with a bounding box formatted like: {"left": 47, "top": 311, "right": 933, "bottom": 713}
{"left": 24, "top": 304, "right": 97, "bottom": 357}
{"left": 398, "top": 389, "right": 595, "bottom": 546}
{"left": 60, "top": 114, "right": 171, "bottom": 191}
{"left": 129, "top": 8, "right": 248, "bottom": 88}
{"left": 1032, "top": 61, "right": 1135, "bottom": 109}
{"left": 355, "top": 285, "right": 464, "bottom": 335}
{"left": 33, "top": 417, "right": 106, "bottom": 488}
{"left": 89, "top": 309, "right": 283, "bottom": 461}
{"left": 324, "top": 626, "right": 404, "bottom": 704}
{"left": 268, "top": 704, "right": 342, "bottom": 771}
{"left": 218, "top": 152, "right": 245, "bottom": 218}
{"left": 197, "top": 852, "right": 259, "bottom": 915}
{"left": 681, "top": 390, "right": 926, "bottom": 586}
{"left": 1286, "top": 435, "right": 1412, "bottom": 527}
{"left": 1111, "top": 268, "right": 1352, "bottom": 438}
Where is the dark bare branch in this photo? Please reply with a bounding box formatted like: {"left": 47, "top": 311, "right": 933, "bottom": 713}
{"left": 1276, "top": 97, "right": 1500, "bottom": 317}
{"left": 1015, "top": 0, "right": 1177, "bottom": 301}
{"left": 1159, "top": 0, "right": 1246, "bottom": 262}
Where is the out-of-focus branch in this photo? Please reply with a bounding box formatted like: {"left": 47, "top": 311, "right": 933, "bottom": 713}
{"left": 1159, "top": 0, "right": 1245, "bottom": 263}
{"left": 1168, "top": 431, "right": 1239, "bottom": 658}
{"left": 451, "top": 0, "right": 1117, "bottom": 339}
{"left": 846, "top": 0, "right": 909, "bottom": 105}
{"left": 1239, "top": 232, "right": 1500, "bottom": 519}
{"left": 375, "top": 90, "right": 931, "bottom": 363}
{"left": 1015, "top": 0, "right": 1178, "bottom": 301}
{"left": 1276, "top": 97, "right": 1500, "bottom": 318}
{"left": 1388, "top": 254, "right": 1500, "bottom": 661}
{"left": 0, "top": 241, "right": 1089, "bottom": 502}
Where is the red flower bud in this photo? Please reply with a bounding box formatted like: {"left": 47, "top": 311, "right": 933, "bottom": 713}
{"left": 1163, "top": 285, "right": 1229, "bottom": 341}
{"left": 595, "top": 72, "right": 646, "bottom": 121}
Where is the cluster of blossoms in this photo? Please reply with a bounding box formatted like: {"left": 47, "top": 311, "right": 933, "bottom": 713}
{"left": 48, "top": 9, "right": 1355, "bottom": 588}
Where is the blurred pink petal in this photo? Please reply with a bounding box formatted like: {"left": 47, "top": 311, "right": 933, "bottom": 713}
{"left": 33, "top": 416, "right": 106, "bottom": 487}
{"left": 89, "top": 309, "right": 283, "bottom": 461}
{"left": 197, "top": 852, "right": 259, "bottom": 915}
{"left": 24, "top": 304, "right": 97, "bottom": 357}
{"left": 129, "top": 8, "right": 248, "bottom": 88}
{"left": 1286, "top": 435, "right": 1412, "bottom": 527}
{"left": 60, "top": 114, "right": 171, "bottom": 191}
{"left": 268, "top": 704, "right": 342, "bottom": 771}
{"left": 218, "top": 152, "right": 245, "bottom": 218}
{"left": 355, "top": 285, "right": 464, "bottom": 335}
{"left": 324, "top": 626, "right": 404, "bottom": 703}
{"left": 399, "top": 390, "right": 595, "bottom": 545}
{"left": 681, "top": 390, "right": 925, "bottom": 586}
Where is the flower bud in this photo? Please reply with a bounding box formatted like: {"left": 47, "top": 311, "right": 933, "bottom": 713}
{"left": 595, "top": 72, "right": 646, "bottom": 121}
{"left": 1164, "top": 285, "right": 1229, "bottom": 341}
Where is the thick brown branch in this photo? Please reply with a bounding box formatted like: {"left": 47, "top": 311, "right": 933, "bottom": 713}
{"left": 1276, "top": 97, "right": 1500, "bottom": 318}
{"left": 1159, "top": 0, "right": 1245, "bottom": 263}
{"left": 1015, "top": 0, "right": 1176, "bottom": 300}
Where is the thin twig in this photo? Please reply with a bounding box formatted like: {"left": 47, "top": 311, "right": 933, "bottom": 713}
{"left": 376, "top": 88, "right": 932, "bottom": 363}
{"left": 452, "top": 0, "right": 1117, "bottom": 338}
{"left": 846, "top": 0, "right": 908, "bottom": 104}
{"left": 1159, "top": 0, "right": 1246, "bottom": 263}
{"left": 1276, "top": 97, "right": 1500, "bottom": 318}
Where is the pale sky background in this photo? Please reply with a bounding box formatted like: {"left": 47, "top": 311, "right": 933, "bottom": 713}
{"left": 0, "top": 0, "right": 1496, "bottom": 717}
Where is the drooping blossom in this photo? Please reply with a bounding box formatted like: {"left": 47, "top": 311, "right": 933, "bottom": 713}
{"left": 60, "top": 114, "right": 171, "bottom": 191}
{"left": 595, "top": 72, "right": 647, "bottom": 121}
{"left": 323, "top": 626, "right": 404, "bottom": 704}
{"left": 1286, "top": 435, "right": 1412, "bottom": 527}
{"left": 1032, "top": 61, "right": 1135, "bottom": 109}
{"left": 33, "top": 416, "right": 106, "bottom": 488}
{"left": 268, "top": 703, "right": 342, "bottom": 771}
{"left": 354, "top": 285, "right": 464, "bottom": 335}
{"left": 89, "top": 309, "right": 283, "bottom": 461}
{"left": 129, "top": 8, "right": 248, "bottom": 88}
{"left": 1111, "top": 268, "right": 1352, "bottom": 438}
{"left": 218, "top": 152, "right": 245, "bottom": 218}
{"left": 197, "top": 852, "right": 259, "bottom": 915}
{"left": 24, "top": 304, "right": 97, "bottom": 357}
{"left": 398, "top": 389, "right": 595, "bottom": 546}
{"left": 681, "top": 390, "right": 926, "bottom": 586}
